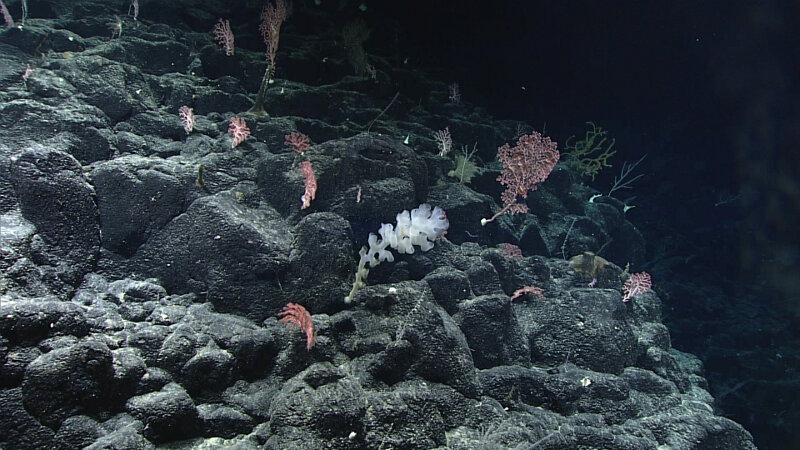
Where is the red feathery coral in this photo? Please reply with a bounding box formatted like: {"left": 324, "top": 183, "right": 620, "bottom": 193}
{"left": 278, "top": 302, "right": 316, "bottom": 350}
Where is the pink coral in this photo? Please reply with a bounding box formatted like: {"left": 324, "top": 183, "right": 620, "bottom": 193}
{"left": 278, "top": 303, "right": 316, "bottom": 350}
{"left": 285, "top": 131, "right": 311, "bottom": 154}
{"left": 178, "top": 106, "right": 194, "bottom": 134}
{"left": 213, "top": 19, "right": 234, "bottom": 56}
{"left": 228, "top": 117, "right": 250, "bottom": 148}
{"left": 622, "top": 272, "right": 652, "bottom": 302}
{"left": 260, "top": 0, "right": 287, "bottom": 68}
{"left": 299, "top": 160, "right": 317, "bottom": 209}
{"left": 511, "top": 285, "right": 544, "bottom": 301}
{"left": 482, "top": 132, "right": 559, "bottom": 225}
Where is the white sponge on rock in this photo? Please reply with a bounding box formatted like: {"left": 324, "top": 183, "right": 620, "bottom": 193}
{"left": 345, "top": 204, "right": 449, "bottom": 303}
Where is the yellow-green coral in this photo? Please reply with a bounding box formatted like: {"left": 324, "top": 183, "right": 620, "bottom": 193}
{"left": 447, "top": 143, "right": 480, "bottom": 184}
{"left": 448, "top": 154, "right": 478, "bottom": 184}
{"left": 565, "top": 122, "right": 616, "bottom": 180}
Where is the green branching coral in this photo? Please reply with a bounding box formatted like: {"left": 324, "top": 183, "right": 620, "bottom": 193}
{"left": 564, "top": 122, "right": 616, "bottom": 180}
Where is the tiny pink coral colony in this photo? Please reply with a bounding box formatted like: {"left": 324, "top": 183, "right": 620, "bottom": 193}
{"left": 622, "top": 272, "right": 653, "bottom": 302}
{"left": 299, "top": 160, "right": 317, "bottom": 209}
{"left": 212, "top": 18, "right": 234, "bottom": 56}
{"left": 278, "top": 303, "right": 316, "bottom": 350}
{"left": 482, "top": 131, "right": 559, "bottom": 225}
{"left": 178, "top": 106, "right": 194, "bottom": 134}
{"left": 285, "top": 131, "right": 311, "bottom": 154}
{"left": 511, "top": 285, "right": 544, "bottom": 301}
{"left": 228, "top": 117, "right": 250, "bottom": 148}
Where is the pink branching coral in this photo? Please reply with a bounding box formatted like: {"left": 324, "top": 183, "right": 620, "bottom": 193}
{"left": 213, "top": 19, "right": 234, "bottom": 56}
{"left": 622, "top": 272, "right": 652, "bottom": 302}
{"left": 228, "top": 117, "right": 250, "bottom": 148}
{"left": 299, "top": 160, "right": 317, "bottom": 209}
{"left": 278, "top": 303, "right": 316, "bottom": 350}
{"left": 482, "top": 132, "right": 559, "bottom": 225}
{"left": 285, "top": 131, "right": 311, "bottom": 154}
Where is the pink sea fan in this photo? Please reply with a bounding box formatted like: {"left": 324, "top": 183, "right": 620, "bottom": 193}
{"left": 285, "top": 131, "right": 311, "bottom": 154}
{"left": 622, "top": 272, "right": 652, "bottom": 302}
{"left": 213, "top": 19, "right": 234, "bottom": 56}
{"left": 178, "top": 106, "right": 194, "bottom": 134}
{"left": 482, "top": 131, "right": 559, "bottom": 225}
{"left": 228, "top": 116, "right": 250, "bottom": 148}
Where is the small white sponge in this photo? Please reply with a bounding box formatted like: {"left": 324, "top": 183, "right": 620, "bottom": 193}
{"left": 345, "top": 204, "right": 449, "bottom": 303}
